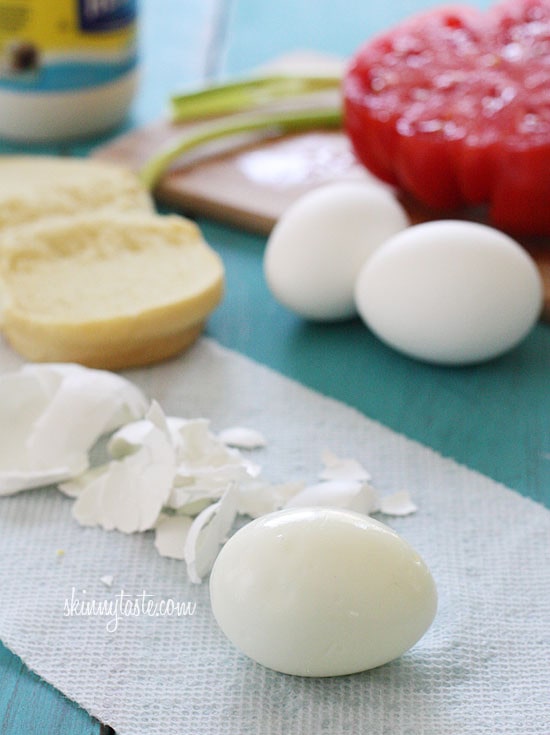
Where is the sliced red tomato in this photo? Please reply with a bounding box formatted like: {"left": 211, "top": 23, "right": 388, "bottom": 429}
{"left": 343, "top": 0, "right": 550, "bottom": 236}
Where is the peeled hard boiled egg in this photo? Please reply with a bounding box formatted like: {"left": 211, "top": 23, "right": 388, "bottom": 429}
{"left": 209, "top": 507, "right": 437, "bottom": 677}
{"left": 354, "top": 220, "right": 543, "bottom": 365}
{"left": 263, "top": 182, "right": 408, "bottom": 320}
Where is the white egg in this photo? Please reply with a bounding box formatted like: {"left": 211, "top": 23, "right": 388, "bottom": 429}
{"left": 263, "top": 182, "right": 409, "bottom": 320}
{"left": 354, "top": 220, "right": 543, "bottom": 365}
{"left": 209, "top": 507, "right": 437, "bottom": 677}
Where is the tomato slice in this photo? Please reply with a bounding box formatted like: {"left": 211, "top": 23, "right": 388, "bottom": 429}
{"left": 343, "top": 0, "right": 550, "bottom": 235}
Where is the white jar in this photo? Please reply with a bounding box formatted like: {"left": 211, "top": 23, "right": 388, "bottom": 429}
{"left": 0, "top": 0, "right": 139, "bottom": 142}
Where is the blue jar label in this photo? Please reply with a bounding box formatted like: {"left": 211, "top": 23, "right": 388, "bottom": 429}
{"left": 78, "top": 0, "right": 137, "bottom": 33}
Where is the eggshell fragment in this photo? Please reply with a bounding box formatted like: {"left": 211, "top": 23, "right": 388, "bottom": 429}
{"left": 210, "top": 507, "right": 437, "bottom": 676}
{"left": 284, "top": 479, "right": 380, "bottom": 515}
{"left": 168, "top": 419, "right": 258, "bottom": 511}
{"left": 264, "top": 182, "right": 408, "bottom": 320}
{"left": 355, "top": 220, "right": 543, "bottom": 365}
{"left": 107, "top": 414, "right": 187, "bottom": 459}
{"left": 58, "top": 465, "right": 110, "bottom": 498}
{"left": 218, "top": 426, "right": 267, "bottom": 449}
{"left": 154, "top": 513, "right": 193, "bottom": 560}
{"left": 184, "top": 484, "right": 238, "bottom": 583}
{"left": 236, "top": 480, "right": 305, "bottom": 519}
{"left": 378, "top": 490, "right": 418, "bottom": 517}
{"left": 318, "top": 450, "right": 371, "bottom": 482}
{"left": 0, "top": 363, "right": 147, "bottom": 494}
{"left": 71, "top": 405, "right": 177, "bottom": 533}
{"left": 172, "top": 419, "right": 255, "bottom": 481}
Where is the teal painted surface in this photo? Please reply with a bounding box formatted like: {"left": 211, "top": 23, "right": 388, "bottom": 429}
{"left": 0, "top": 643, "right": 98, "bottom": 734}
{"left": 1, "top": 0, "right": 549, "bottom": 732}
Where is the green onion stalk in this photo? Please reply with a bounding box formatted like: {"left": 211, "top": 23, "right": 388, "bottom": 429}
{"left": 169, "top": 74, "right": 341, "bottom": 122}
{"left": 139, "top": 74, "right": 343, "bottom": 190}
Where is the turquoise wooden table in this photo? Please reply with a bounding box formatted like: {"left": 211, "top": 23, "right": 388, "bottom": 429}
{"left": 0, "top": 0, "right": 548, "bottom": 732}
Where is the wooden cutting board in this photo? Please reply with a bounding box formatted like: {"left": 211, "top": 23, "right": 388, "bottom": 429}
{"left": 93, "top": 87, "right": 550, "bottom": 322}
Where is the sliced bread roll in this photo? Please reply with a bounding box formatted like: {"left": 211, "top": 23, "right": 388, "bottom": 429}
{"left": 0, "top": 156, "right": 153, "bottom": 232}
{"left": 0, "top": 213, "right": 224, "bottom": 369}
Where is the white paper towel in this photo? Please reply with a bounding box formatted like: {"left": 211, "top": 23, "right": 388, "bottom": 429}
{"left": 0, "top": 338, "right": 548, "bottom": 734}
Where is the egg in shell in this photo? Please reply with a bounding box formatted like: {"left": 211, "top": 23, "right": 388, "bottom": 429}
{"left": 354, "top": 220, "right": 543, "bottom": 365}
{"left": 263, "top": 182, "right": 408, "bottom": 320}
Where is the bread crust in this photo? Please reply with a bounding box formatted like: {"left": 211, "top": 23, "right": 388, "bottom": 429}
{"left": 2, "top": 317, "right": 209, "bottom": 370}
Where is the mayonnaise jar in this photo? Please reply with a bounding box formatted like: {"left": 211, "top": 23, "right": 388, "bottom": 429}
{"left": 0, "top": 0, "right": 138, "bottom": 142}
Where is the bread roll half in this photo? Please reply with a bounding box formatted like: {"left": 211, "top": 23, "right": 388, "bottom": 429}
{"left": 0, "top": 213, "right": 224, "bottom": 369}
{"left": 0, "top": 155, "right": 153, "bottom": 232}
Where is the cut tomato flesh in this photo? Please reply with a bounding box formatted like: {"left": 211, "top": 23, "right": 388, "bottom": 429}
{"left": 343, "top": 0, "right": 550, "bottom": 235}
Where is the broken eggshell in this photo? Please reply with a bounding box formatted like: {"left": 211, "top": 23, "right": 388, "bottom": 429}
{"left": 284, "top": 479, "right": 380, "bottom": 514}
{"left": 184, "top": 483, "right": 239, "bottom": 583}
{"left": 318, "top": 449, "right": 371, "bottom": 482}
{"left": 0, "top": 360, "right": 421, "bottom": 590}
{"left": 154, "top": 513, "right": 193, "bottom": 560}
{"left": 64, "top": 401, "right": 262, "bottom": 580}
{"left": 218, "top": 426, "right": 267, "bottom": 449}
{"left": 378, "top": 489, "right": 418, "bottom": 517}
{"left": 0, "top": 363, "right": 147, "bottom": 495}
{"left": 236, "top": 479, "right": 305, "bottom": 519}
{"left": 70, "top": 402, "right": 177, "bottom": 533}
